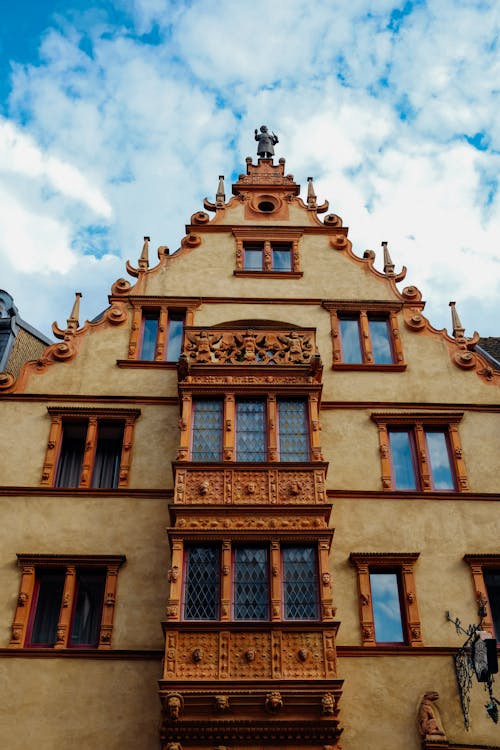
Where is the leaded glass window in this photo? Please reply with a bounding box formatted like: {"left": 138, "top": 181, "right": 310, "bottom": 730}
{"left": 283, "top": 546, "right": 319, "bottom": 619}
{"left": 278, "top": 398, "right": 309, "bottom": 461}
{"left": 192, "top": 399, "right": 223, "bottom": 461}
{"left": 236, "top": 399, "right": 266, "bottom": 461}
{"left": 184, "top": 546, "right": 220, "bottom": 620}
{"left": 234, "top": 546, "right": 269, "bottom": 619}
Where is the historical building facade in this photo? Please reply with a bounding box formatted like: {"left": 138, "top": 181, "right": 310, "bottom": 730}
{"left": 1, "top": 140, "right": 500, "bottom": 750}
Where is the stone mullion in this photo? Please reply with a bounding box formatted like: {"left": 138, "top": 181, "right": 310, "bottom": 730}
{"left": 414, "top": 424, "right": 431, "bottom": 491}
{"left": 469, "top": 564, "right": 494, "bottom": 633}
{"left": 177, "top": 394, "right": 192, "bottom": 461}
{"left": 224, "top": 394, "right": 235, "bottom": 461}
{"left": 267, "top": 394, "right": 278, "bottom": 461}
{"left": 448, "top": 423, "right": 469, "bottom": 491}
{"left": 389, "top": 311, "right": 404, "bottom": 364}
{"left": 270, "top": 540, "right": 281, "bottom": 621}
{"left": 318, "top": 540, "right": 333, "bottom": 621}
{"left": 118, "top": 417, "right": 135, "bottom": 488}
{"left": 155, "top": 306, "right": 168, "bottom": 361}
{"left": 220, "top": 540, "right": 231, "bottom": 621}
{"left": 359, "top": 310, "right": 372, "bottom": 363}
{"left": 54, "top": 566, "right": 76, "bottom": 649}
{"left": 99, "top": 564, "right": 120, "bottom": 649}
{"left": 329, "top": 310, "right": 342, "bottom": 364}
{"left": 9, "top": 564, "right": 36, "bottom": 648}
{"left": 235, "top": 239, "right": 244, "bottom": 270}
{"left": 41, "top": 415, "right": 63, "bottom": 486}
{"left": 263, "top": 240, "right": 272, "bottom": 270}
{"left": 355, "top": 563, "right": 376, "bottom": 646}
{"left": 128, "top": 305, "right": 143, "bottom": 359}
{"left": 167, "top": 540, "right": 183, "bottom": 622}
{"left": 309, "top": 394, "right": 322, "bottom": 461}
{"left": 375, "top": 422, "right": 391, "bottom": 490}
{"left": 292, "top": 239, "right": 300, "bottom": 271}
{"left": 79, "top": 418, "right": 98, "bottom": 488}
{"left": 400, "top": 564, "right": 423, "bottom": 647}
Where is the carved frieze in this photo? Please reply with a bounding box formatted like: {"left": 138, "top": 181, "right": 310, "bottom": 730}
{"left": 281, "top": 632, "right": 324, "bottom": 679}
{"left": 174, "top": 632, "right": 219, "bottom": 679}
{"left": 183, "top": 327, "right": 316, "bottom": 366}
{"left": 176, "top": 515, "right": 325, "bottom": 530}
{"left": 231, "top": 632, "right": 272, "bottom": 679}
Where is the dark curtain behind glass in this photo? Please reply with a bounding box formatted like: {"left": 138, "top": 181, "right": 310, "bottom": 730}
{"left": 55, "top": 422, "right": 86, "bottom": 487}
{"left": 69, "top": 571, "right": 106, "bottom": 646}
{"left": 91, "top": 422, "right": 124, "bottom": 489}
{"left": 30, "top": 571, "right": 65, "bottom": 645}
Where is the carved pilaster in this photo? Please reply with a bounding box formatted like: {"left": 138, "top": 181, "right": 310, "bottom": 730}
{"left": 9, "top": 564, "right": 35, "bottom": 648}
{"left": 177, "top": 394, "right": 192, "bottom": 461}
{"left": 267, "top": 394, "right": 278, "bottom": 461}
{"left": 156, "top": 308, "right": 168, "bottom": 360}
{"left": 129, "top": 305, "right": 142, "bottom": 359}
{"left": 118, "top": 416, "right": 135, "bottom": 488}
{"left": 41, "top": 415, "right": 63, "bottom": 486}
{"left": 221, "top": 541, "right": 231, "bottom": 621}
{"left": 80, "top": 417, "right": 98, "bottom": 488}
{"left": 224, "top": 394, "right": 235, "bottom": 461}
{"left": 54, "top": 566, "right": 76, "bottom": 649}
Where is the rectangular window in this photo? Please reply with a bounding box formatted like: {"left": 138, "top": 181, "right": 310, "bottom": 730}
{"left": 339, "top": 314, "right": 394, "bottom": 365}
{"left": 243, "top": 242, "right": 293, "bottom": 272}
{"left": 184, "top": 546, "right": 220, "bottom": 620}
{"left": 278, "top": 398, "right": 309, "bottom": 461}
{"left": 191, "top": 399, "right": 223, "bottom": 461}
{"left": 236, "top": 399, "right": 266, "bottom": 461}
{"left": 350, "top": 552, "right": 422, "bottom": 647}
{"left": 388, "top": 427, "right": 455, "bottom": 491}
{"left": 11, "top": 555, "right": 125, "bottom": 650}
{"left": 55, "top": 420, "right": 125, "bottom": 489}
{"left": 234, "top": 546, "right": 269, "bottom": 620}
{"left": 484, "top": 571, "right": 500, "bottom": 639}
{"left": 369, "top": 571, "right": 405, "bottom": 643}
{"left": 283, "top": 546, "right": 319, "bottom": 619}
{"left": 139, "top": 310, "right": 185, "bottom": 361}
{"left": 464, "top": 557, "right": 500, "bottom": 641}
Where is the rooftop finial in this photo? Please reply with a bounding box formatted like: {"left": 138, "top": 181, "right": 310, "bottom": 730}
{"left": 381, "top": 241, "right": 395, "bottom": 275}
{"left": 216, "top": 175, "right": 225, "bottom": 207}
{"left": 68, "top": 292, "right": 82, "bottom": 329}
{"left": 255, "top": 125, "right": 278, "bottom": 159}
{"left": 449, "top": 301, "right": 465, "bottom": 339}
{"left": 139, "top": 236, "right": 150, "bottom": 271}
{"left": 307, "top": 177, "right": 317, "bottom": 209}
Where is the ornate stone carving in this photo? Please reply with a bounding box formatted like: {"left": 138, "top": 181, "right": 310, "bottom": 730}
{"left": 417, "top": 692, "right": 446, "bottom": 740}
{"left": 321, "top": 692, "right": 336, "bottom": 715}
{"left": 192, "top": 647, "right": 203, "bottom": 663}
{"left": 278, "top": 471, "right": 315, "bottom": 504}
{"left": 282, "top": 632, "right": 324, "bottom": 679}
{"left": 232, "top": 632, "right": 272, "bottom": 679}
{"left": 214, "top": 695, "right": 230, "bottom": 712}
{"left": 265, "top": 691, "right": 283, "bottom": 714}
{"left": 168, "top": 567, "right": 179, "bottom": 582}
{"left": 175, "top": 633, "right": 219, "bottom": 679}
{"left": 165, "top": 693, "right": 184, "bottom": 720}
{"left": 184, "top": 327, "right": 316, "bottom": 365}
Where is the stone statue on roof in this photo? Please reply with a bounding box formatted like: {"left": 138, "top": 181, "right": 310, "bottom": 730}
{"left": 255, "top": 125, "right": 278, "bottom": 157}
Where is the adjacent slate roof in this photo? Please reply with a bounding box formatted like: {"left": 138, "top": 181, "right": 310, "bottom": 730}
{"left": 478, "top": 337, "right": 500, "bottom": 367}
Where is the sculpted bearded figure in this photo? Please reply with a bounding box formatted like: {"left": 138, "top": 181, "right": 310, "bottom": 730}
{"left": 255, "top": 125, "right": 279, "bottom": 158}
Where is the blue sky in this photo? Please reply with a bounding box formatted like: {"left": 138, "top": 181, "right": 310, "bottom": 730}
{"left": 0, "top": 0, "right": 499, "bottom": 337}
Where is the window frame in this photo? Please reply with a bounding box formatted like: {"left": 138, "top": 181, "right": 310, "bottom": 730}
{"left": 371, "top": 412, "right": 468, "bottom": 492}
{"left": 350, "top": 552, "right": 422, "bottom": 647}
{"left": 178, "top": 541, "right": 323, "bottom": 623}
{"left": 123, "top": 299, "right": 198, "bottom": 366}
{"left": 187, "top": 394, "right": 312, "bottom": 463}
{"left": 323, "top": 302, "right": 406, "bottom": 370}
{"left": 9, "top": 554, "right": 126, "bottom": 650}
{"left": 464, "top": 555, "right": 500, "bottom": 639}
{"left": 41, "top": 407, "right": 140, "bottom": 489}
{"left": 233, "top": 229, "right": 303, "bottom": 278}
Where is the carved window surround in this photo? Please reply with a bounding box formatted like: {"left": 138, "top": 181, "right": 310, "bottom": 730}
{"left": 371, "top": 412, "right": 468, "bottom": 492}
{"left": 464, "top": 554, "right": 500, "bottom": 637}
{"left": 125, "top": 298, "right": 199, "bottom": 363}
{"left": 166, "top": 537, "right": 334, "bottom": 624}
{"left": 41, "top": 407, "right": 140, "bottom": 488}
{"left": 349, "top": 552, "right": 422, "bottom": 647}
{"left": 9, "top": 554, "right": 126, "bottom": 650}
{"left": 233, "top": 228, "right": 303, "bottom": 277}
{"left": 322, "top": 301, "right": 405, "bottom": 370}
{"left": 176, "top": 390, "right": 323, "bottom": 463}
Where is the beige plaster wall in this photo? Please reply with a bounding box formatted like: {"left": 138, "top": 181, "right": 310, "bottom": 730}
{"left": 0, "top": 658, "right": 161, "bottom": 750}
{"left": 339, "top": 654, "right": 498, "bottom": 749}
{"left": 0, "top": 495, "right": 169, "bottom": 649}
{"left": 332, "top": 497, "right": 500, "bottom": 647}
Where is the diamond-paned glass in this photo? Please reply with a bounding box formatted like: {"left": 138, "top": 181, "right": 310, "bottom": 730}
{"left": 278, "top": 398, "right": 309, "bottom": 461}
{"left": 234, "top": 546, "right": 269, "bottom": 619}
{"left": 283, "top": 546, "right": 319, "bottom": 619}
{"left": 236, "top": 399, "right": 266, "bottom": 461}
{"left": 192, "top": 399, "right": 223, "bottom": 461}
{"left": 184, "top": 546, "right": 220, "bottom": 620}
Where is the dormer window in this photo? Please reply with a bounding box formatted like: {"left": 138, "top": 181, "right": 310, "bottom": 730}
{"left": 243, "top": 242, "right": 292, "bottom": 272}
{"left": 234, "top": 229, "right": 303, "bottom": 278}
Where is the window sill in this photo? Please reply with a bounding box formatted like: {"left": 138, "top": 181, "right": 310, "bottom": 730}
{"left": 233, "top": 270, "right": 303, "bottom": 279}
{"left": 331, "top": 363, "right": 407, "bottom": 372}
{"left": 116, "top": 360, "right": 178, "bottom": 368}
{"left": 0, "top": 647, "right": 162, "bottom": 659}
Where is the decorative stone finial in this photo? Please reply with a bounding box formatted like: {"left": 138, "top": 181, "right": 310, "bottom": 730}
{"left": 138, "top": 236, "right": 150, "bottom": 271}
{"left": 449, "top": 301, "right": 465, "bottom": 339}
{"left": 68, "top": 292, "right": 82, "bottom": 330}
{"left": 216, "top": 175, "right": 225, "bottom": 207}
{"left": 307, "top": 176, "right": 317, "bottom": 208}
{"left": 381, "top": 241, "right": 395, "bottom": 275}
{"left": 255, "top": 125, "right": 279, "bottom": 158}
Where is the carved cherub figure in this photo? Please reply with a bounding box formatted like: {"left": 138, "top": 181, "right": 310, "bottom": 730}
{"left": 417, "top": 692, "right": 446, "bottom": 739}
{"left": 185, "top": 330, "right": 221, "bottom": 363}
